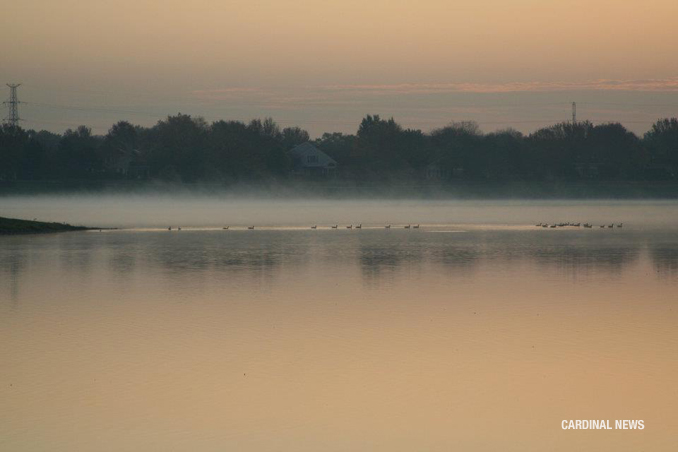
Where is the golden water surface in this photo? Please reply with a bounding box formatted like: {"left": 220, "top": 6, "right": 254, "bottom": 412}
{"left": 1, "top": 217, "right": 677, "bottom": 451}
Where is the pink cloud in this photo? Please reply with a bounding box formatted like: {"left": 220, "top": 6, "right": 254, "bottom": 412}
{"left": 322, "top": 79, "right": 678, "bottom": 94}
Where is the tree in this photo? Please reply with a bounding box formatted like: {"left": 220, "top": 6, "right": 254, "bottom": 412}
{"left": 207, "top": 119, "right": 290, "bottom": 181}
{"left": 5, "top": 114, "right": 676, "bottom": 185}
{"left": 54, "top": 126, "right": 102, "bottom": 178}
{"left": 484, "top": 128, "right": 525, "bottom": 180}
{"left": 104, "top": 121, "right": 138, "bottom": 152}
{"left": 431, "top": 121, "right": 484, "bottom": 178}
{"left": 314, "top": 132, "right": 358, "bottom": 167}
{"left": 150, "top": 114, "right": 209, "bottom": 182}
{"left": 645, "top": 118, "right": 678, "bottom": 163}
{"left": 0, "top": 125, "right": 28, "bottom": 180}
{"left": 282, "top": 127, "right": 310, "bottom": 149}
{"left": 527, "top": 121, "right": 593, "bottom": 180}
{"left": 586, "top": 123, "right": 641, "bottom": 179}
{"left": 356, "top": 115, "right": 408, "bottom": 171}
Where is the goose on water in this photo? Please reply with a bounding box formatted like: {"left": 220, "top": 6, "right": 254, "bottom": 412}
{"left": 248, "top": 226, "right": 255, "bottom": 230}
{"left": 331, "top": 225, "right": 338, "bottom": 229}
{"left": 404, "top": 224, "right": 411, "bottom": 229}
{"left": 413, "top": 224, "right": 420, "bottom": 229}
{"left": 385, "top": 224, "right": 391, "bottom": 229}
{"left": 311, "top": 225, "right": 317, "bottom": 229}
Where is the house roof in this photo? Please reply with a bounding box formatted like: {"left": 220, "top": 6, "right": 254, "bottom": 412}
{"left": 288, "top": 142, "right": 337, "bottom": 168}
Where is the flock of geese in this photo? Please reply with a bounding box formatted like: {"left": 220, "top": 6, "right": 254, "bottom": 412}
{"left": 167, "top": 224, "right": 421, "bottom": 230}
{"left": 535, "top": 222, "right": 623, "bottom": 229}
{"left": 167, "top": 223, "right": 624, "bottom": 231}
{"left": 168, "top": 223, "right": 624, "bottom": 230}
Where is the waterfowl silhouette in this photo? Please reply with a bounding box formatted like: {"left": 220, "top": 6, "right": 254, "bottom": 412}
{"left": 223, "top": 226, "right": 229, "bottom": 230}
{"left": 356, "top": 224, "right": 362, "bottom": 229}
{"left": 331, "top": 225, "right": 338, "bottom": 229}
{"left": 617, "top": 223, "right": 623, "bottom": 228}
{"left": 311, "top": 225, "right": 317, "bottom": 229}
{"left": 404, "top": 224, "right": 411, "bottom": 229}
{"left": 347, "top": 225, "right": 352, "bottom": 229}
{"left": 413, "top": 224, "right": 420, "bottom": 229}
{"left": 385, "top": 224, "right": 391, "bottom": 229}
{"left": 248, "top": 226, "right": 255, "bottom": 230}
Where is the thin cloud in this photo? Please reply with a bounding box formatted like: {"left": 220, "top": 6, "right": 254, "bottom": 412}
{"left": 192, "top": 88, "right": 263, "bottom": 94}
{"left": 322, "top": 79, "right": 678, "bottom": 94}
{"left": 191, "top": 87, "right": 268, "bottom": 101}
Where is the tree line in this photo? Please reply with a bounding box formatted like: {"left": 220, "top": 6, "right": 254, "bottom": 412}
{"left": 1, "top": 114, "right": 677, "bottom": 183}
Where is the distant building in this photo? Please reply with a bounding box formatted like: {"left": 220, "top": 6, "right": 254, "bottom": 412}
{"left": 288, "top": 142, "right": 337, "bottom": 176}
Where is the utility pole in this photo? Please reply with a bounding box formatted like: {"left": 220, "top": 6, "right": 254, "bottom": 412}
{"left": 3, "top": 83, "right": 22, "bottom": 127}
{"left": 571, "top": 101, "right": 576, "bottom": 125}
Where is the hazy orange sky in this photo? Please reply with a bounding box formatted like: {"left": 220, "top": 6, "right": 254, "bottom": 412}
{"left": 2, "top": 0, "right": 677, "bottom": 136}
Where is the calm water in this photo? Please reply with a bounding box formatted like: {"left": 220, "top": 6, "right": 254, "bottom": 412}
{"left": 1, "top": 198, "right": 678, "bottom": 451}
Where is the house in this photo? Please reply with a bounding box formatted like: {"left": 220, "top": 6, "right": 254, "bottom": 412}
{"left": 288, "top": 142, "right": 337, "bottom": 176}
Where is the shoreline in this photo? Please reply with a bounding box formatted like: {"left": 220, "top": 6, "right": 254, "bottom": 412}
{"left": 0, "top": 216, "right": 97, "bottom": 235}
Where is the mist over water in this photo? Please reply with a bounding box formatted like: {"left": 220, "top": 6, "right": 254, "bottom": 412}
{"left": 3, "top": 195, "right": 678, "bottom": 228}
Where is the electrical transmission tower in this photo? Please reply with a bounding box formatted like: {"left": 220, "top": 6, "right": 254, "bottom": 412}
{"left": 3, "top": 83, "right": 22, "bottom": 127}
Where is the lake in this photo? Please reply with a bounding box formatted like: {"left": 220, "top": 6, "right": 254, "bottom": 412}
{"left": 1, "top": 197, "right": 677, "bottom": 451}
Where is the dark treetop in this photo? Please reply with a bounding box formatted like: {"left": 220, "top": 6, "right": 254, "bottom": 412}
{"left": 1, "top": 115, "right": 677, "bottom": 187}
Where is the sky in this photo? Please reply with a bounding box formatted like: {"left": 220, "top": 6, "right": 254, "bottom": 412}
{"left": 1, "top": 0, "right": 678, "bottom": 137}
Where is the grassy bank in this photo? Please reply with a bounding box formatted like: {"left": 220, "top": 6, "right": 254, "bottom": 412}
{"left": 0, "top": 216, "right": 92, "bottom": 235}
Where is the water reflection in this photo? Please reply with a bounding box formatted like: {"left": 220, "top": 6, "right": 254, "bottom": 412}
{"left": 430, "top": 247, "right": 480, "bottom": 273}
{"left": 0, "top": 245, "right": 26, "bottom": 307}
{"left": 359, "top": 244, "right": 425, "bottom": 283}
{"left": 107, "top": 249, "right": 137, "bottom": 274}
{"left": 2, "top": 226, "right": 678, "bottom": 452}
{"left": 57, "top": 233, "right": 96, "bottom": 274}
{"left": 650, "top": 245, "right": 678, "bottom": 279}
{"left": 3, "top": 229, "right": 678, "bottom": 296}
{"left": 530, "top": 245, "right": 639, "bottom": 272}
